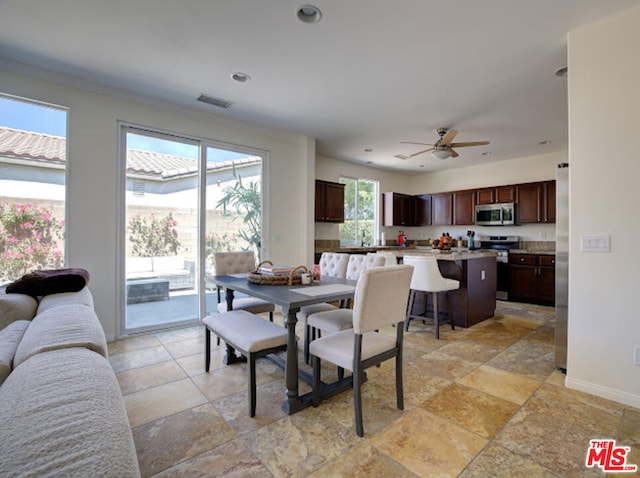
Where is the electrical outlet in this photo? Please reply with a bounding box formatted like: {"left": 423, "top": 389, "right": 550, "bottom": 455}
{"left": 481, "top": 270, "right": 486, "bottom": 280}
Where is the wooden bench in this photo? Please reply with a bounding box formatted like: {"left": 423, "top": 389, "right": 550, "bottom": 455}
{"left": 203, "top": 310, "right": 287, "bottom": 417}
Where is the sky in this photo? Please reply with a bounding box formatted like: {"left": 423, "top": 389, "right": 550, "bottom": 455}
{"left": 0, "top": 95, "right": 250, "bottom": 162}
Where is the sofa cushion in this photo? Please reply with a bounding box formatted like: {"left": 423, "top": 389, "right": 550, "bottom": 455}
{"left": 5, "top": 268, "right": 90, "bottom": 298}
{"left": 0, "top": 347, "right": 140, "bottom": 477}
{"left": 152, "top": 255, "right": 185, "bottom": 271}
{"left": 37, "top": 287, "right": 94, "bottom": 314}
{"left": 0, "top": 320, "right": 30, "bottom": 385}
{"left": 0, "top": 293, "right": 38, "bottom": 331}
{"left": 14, "top": 303, "right": 108, "bottom": 368}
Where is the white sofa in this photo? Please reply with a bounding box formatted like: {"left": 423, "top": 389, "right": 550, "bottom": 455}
{"left": 0, "top": 288, "right": 140, "bottom": 477}
{"left": 126, "top": 255, "right": 195, "bottom": 290}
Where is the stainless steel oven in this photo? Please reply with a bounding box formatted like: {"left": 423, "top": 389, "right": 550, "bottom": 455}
{"left": 479, "top": 235, "right": 519, "bottom": 300}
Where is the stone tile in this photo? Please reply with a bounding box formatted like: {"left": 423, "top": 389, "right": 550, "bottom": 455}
{"left": 155, "top": 325, "right": 204, "bottom": 344}
{"left": 242, "top": 413, "right": 361, "bottom": 477}
{"left": 108, "top": 333, "right": 161, "bottom": 355}
{"left": 437, "top": 340, "right": 503, "bottom": 363}
{"left": 487, "top": 347, "right": 556, "bottom": 382}
{"left": 152, "top": 438, "right": 269, "bottom": 478}
{"left": 370, "top": 408, "right": 487, "bottom": 477}
{"left": 545, "top": 369, "right": 567, "bottom": 386}
{"left": 421, "top": 383, "right": 520, "bottom": 439}
{"left": 162, "top": 335, "right": 205, "bottom": 359}
{"left": 494, "top": 408, "right": 606, "bottom": 477}
{"left": 458, "top": 364, "right": 541, "bottom": 405}
{"left": 525, "top": 383, "right": 623, "bottom": 436}
{"left": 116, "top": 359, "right": 187, "bottom": 395}
{"left": 619, "top": 407, "right": 640, "bottom": 445}
{"left": 109, "top": 344, "right": 173, "bottom": 373}
{"left": 459, "top": 443, "right": 563, "bottom": 478}
{"left": 420, "top": 350, "right": 483, "bottom": 381}
{"left": 133, "top": 403, "right": 236, "bottom": 477}
{"left": 213, "top": 380, "right": 288, "bottom": 435}
{"left": 124, "top": 378, "right": 208, "bottom": 428}
{"left": 460, "top": 328, "right": 523, "bottom": 349}
{"left": 309, "top": 442, "right": 418, "bottom": 477}
{"left": 191, "top": 361, "right": 275, "bottom": 402}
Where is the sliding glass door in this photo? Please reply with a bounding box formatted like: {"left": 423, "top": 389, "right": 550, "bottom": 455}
{"left": 122, "top": 126, "right": 264, "bottom": 334}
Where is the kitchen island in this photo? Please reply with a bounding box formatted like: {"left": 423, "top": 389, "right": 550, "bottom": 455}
{"left": 400, "top": 249, "right": 497, "bottom": 328}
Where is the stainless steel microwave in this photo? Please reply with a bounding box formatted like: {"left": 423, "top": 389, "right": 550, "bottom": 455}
{"left": 475, "top": 202, "right": 515, "bottom": 226}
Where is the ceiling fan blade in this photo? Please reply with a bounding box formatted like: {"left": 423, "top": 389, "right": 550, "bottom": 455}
{"left": 408, "top": 147, "right": 435, "bottom": 158}
{"left": 441, "top": 129, "right": 458, "bottom": 145}
{"left": 401, "top": 141, "right": 434, "bottom": 146}
{"left": 451, "top": 149, "right": 459, "bottom": 158}
{"left": 449, "top": 141, "right": 490, "bottom": 148}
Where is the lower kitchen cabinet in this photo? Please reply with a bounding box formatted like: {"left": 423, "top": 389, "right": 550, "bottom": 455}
{"left": 509, "top": 253, "right": 555, "bottom": 305}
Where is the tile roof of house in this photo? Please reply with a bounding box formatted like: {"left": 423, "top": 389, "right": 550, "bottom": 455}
{"left": 0, "top": 127, "right": 260, "bottom": 179}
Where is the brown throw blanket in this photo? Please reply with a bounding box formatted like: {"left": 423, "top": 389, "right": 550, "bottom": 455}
{"left": 5, "top": 268, "right": 90, "bottom": 298}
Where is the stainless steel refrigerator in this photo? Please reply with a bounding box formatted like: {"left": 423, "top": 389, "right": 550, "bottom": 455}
{"left": 555, "top": 163, "right": 569, "bottom": 372}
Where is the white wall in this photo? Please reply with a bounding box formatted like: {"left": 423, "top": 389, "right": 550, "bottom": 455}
{"left": 565, "top": 6, "right": 640, "bottom": 407}
{"left": 0, "top": 64, "right": 314, "bottom": 340}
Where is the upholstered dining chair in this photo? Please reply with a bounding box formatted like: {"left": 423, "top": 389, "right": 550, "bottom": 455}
{"left": 402, "top": 254, "right": 460, "bottom": 339}
{"left": 305, "top": 254, "right": 387, "bottom": 363}
{"left": 310, "top": 264, "right": 414, "bottom": 437}
{"left": 213, "top": 252, "right": 275, "bottom": 344}
{"left": 297, "top": 252, "right": 349, "bottom": 363}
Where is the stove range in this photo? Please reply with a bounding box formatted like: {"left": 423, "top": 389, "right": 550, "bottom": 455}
{"left": 479, "top": 235, "right": 520, "bottom": 300}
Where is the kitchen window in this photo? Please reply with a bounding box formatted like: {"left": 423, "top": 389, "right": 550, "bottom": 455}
{"left": 339, "top": 177, "right": 378, "bottom": 246}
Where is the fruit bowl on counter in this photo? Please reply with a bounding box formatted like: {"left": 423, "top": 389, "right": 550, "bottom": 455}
{"left": 431, "top": 234, "right": 454, "bottom": 251}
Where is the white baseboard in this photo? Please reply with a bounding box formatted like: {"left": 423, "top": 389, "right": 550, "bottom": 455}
{"left": 565, "top": 376, "right": 640, "bottom": 409}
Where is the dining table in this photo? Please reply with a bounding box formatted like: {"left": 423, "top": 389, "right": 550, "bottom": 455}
{"left": 208, "top": 273, "right": 357, "bottom": 414}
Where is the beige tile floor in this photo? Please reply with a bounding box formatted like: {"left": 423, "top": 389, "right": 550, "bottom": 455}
{"left": 108, "top": 302, "right": 640, "bottom": 477}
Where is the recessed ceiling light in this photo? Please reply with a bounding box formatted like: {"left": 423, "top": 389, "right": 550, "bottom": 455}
{"left": 365, "top": 160, "right": 373, "bottom": 165}
{"left": 364, "top": 148, "right": 373, "bottom": 153}
{"left": 555, "top": 66, "right": 568, "bottom": 78}
{"left": 231, "top": 72, "right": 251, "bottom": 83}
{"left": 481, "top": 151, "right": 492, "bottom": 156}
{"left": 419, "top": 164, "right": 426, "bottom": 168}
{"left": 394, "top": 154, "right": 409, "bottom": 160}
{"left": 297, "top": 5, "right": 322, "bottom": 23}
{"left": 538, "top": 140, "right": 551, "bottom": 146}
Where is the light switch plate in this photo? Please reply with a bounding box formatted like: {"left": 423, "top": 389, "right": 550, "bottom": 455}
{"left": 634, "top": 345, "right": 640, "bottom": 365}
{"left": 580, "top": 234, "right": 610, "bottom": 252}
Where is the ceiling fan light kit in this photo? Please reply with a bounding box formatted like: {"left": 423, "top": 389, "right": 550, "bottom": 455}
{"left": 400, "top": 127, "right": 490, "bottom": 161}
{"left": 431, "top": 149, "right": 452, "bottom": 160}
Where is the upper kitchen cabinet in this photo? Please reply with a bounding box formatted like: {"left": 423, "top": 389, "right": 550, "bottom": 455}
{"left": 414, "top": 194, "right": 432, "bottom": 226}
{"left": 516, "top": 181, "right": 556, "bottom": 224}
{"left": 382, "top": 192, "right": 415, "bottom": 226}
{"left": 315, "top": 180, "right": 345, "bottom": 223}
{"left": 431, "top": 192, "right": 453, "bottom": 226}
{"left": 453, "top": 189, "right": 476, "bottom": 225}
{"left": 476, "top": 185, "right": 516, "bottom": 205}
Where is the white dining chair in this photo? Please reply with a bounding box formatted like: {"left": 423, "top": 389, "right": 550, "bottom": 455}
{"left": 402, "top": 254, "right": 459, "bottom": 339}
{"left": 298, "top": 252, "right": 349, "bottom": 363}
{"left": 212, "top": 251, "right": 276, "bottom": 346}
{"left": 310, "top": 264, "right": 414, "bottom": 437}
{"left": 306, "top": 254, "right": 386, "bottom": 348}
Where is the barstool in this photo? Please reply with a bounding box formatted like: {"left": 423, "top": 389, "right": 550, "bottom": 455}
{"left": 402, "top": 255, "right": 460, "bottom": 339}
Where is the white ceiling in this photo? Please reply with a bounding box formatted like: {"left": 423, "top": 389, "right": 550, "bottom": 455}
{"left": 0, "top": 0, "right": 637, "bottom": 172}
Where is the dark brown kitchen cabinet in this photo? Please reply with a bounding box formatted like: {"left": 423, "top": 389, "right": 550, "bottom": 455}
{"left": 453, "top": 190, "right": 476, "bottom": 225}
{"left": 431, "top": 192, "right": 453, "bottom": 226}
{"left": 476, "top": 185, "right": 516, "bottom": 205}
{"left": 382, "top": 192, "right": 415, "bottom": 226}
{"left": 509, "top": 253, "right": 555, "bottom": 305}
{"left": 516, "top": 181, "right": 556, "bottom": 224}
{"left": 315, "top": 180, "right": 344, "bottom": 223}
{"left": 414, "top": 194, "right": 431, "bottom": 226}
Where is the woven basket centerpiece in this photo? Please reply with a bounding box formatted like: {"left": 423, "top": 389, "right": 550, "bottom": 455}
{"left": 247, "top": 261, "right": 309, "bottom": 286}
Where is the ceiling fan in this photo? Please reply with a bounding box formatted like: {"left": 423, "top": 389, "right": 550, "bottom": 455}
{"left": 401, "top": 127, "right": 490, "bottom": 160}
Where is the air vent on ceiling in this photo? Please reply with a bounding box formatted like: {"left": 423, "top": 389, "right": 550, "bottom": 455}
{"left": 197, "top": 94, "right": 233, "bottom": 109}
{"left": 394, "top": 154, "right": 409, "bottom": 160}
